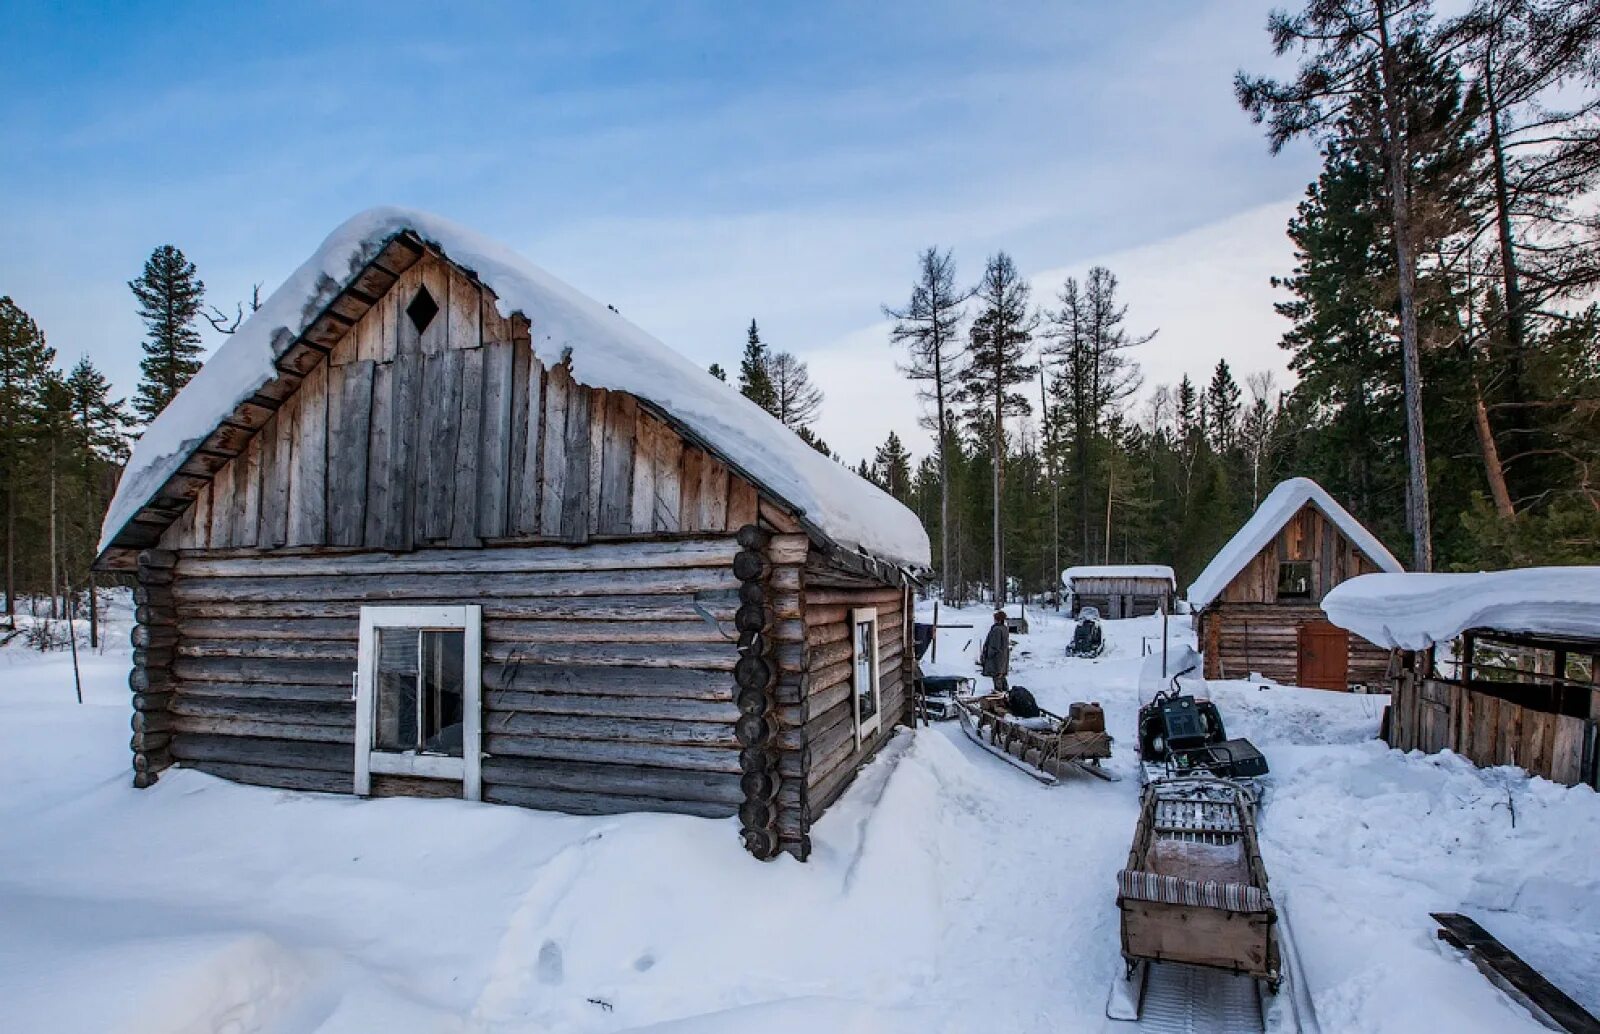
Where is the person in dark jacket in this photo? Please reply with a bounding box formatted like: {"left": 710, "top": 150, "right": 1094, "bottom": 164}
{"left": 979, "top": 610, "right": 1010, "bottom": 694}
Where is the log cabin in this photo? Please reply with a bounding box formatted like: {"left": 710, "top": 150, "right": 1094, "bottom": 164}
{"left": 1187, "top": 478, "right": 1402, "bottom": 691}
{"left": 1061, "top": 565, "right": 1176, "bottom": 619}
{"left": 1323, "top": 568, "right": 1600, "bottom": 789}
{"left": 94, "top": 208, "right": 931, "bottom": 862}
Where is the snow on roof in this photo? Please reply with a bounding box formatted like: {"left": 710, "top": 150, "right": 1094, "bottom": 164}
{"left": 1186, "top": 477, "right": 1402, "bottom": 610}
{"left": 1322, "top": 567, "right": 1600, "bottom": 650}
{"left": 99, "top": 208, "right": 931, "bottom": 569}
{"left": 1061, "top": 565, "right": 1176, "bottom": 587}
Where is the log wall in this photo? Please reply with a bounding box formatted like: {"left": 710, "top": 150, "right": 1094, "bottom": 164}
{"left": 1388, "top": 673, "right": 1596, "bottom": 788}
{"left": 153, "top": 539, "right": 748, "bottom": 816}
{"left": 1199, "top": 602, "right": 1391, "bottom": 689}
{"left": 158, "top": 254, "right": 758, "bottom": 554}
{"left": 1215, "top": 503, "right": 1386, "bottom": 606}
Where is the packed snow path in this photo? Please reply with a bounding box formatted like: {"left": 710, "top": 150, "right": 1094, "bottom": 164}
{"left": 2, "top": 600, "right": 1597, "bottom": 1033}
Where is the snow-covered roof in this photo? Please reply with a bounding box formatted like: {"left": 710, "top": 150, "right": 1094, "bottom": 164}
{"left": 1061, "top": 565, "right": 1176, "bottom": 587}
{"left": 1186, "top": 477, "right": 1402, "bottom": 610}
{"left": 1322, "top": 567, "right": 1600, "bottom": 650}
{"left": 99, "top": 208, "right": 930, "bottom": 569}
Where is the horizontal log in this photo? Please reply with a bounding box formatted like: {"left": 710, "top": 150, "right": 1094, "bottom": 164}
{"left": 485, "top": 734, "right": 740, "bottom": 774}
{"left": 131, "top": 711, "right": 174, "bottom": 734}
{"left": 487, "top": 621, "right": 732, "bottom": 646}
{"left": 131, "top": 625, "right": 178, "bottom": 648}
{"left": 133, "top": 585, "right": 174, "bottom": 607}
{"left": 810, "top": 639, "right": 853, "bottom": 671}
{"left": 488, "top": 641, "right": 735, "bottom": 670}
{"left": 485, "top": 710, "right": 737, "bottom": 747}
{"left": 173, "top": 592, "right": 739, "bottom": 623}
{"left": 804, "top": 659, "right": 853, "bottom": 698}
{"left": 177, "top": 539, "right": 739, "bottom": 578}
{"left": 177, "top": 680, "right": 353, "bottom": 704}
{"left": 179, "top": 639, "right": 356, "bottom": 662}
{"left": 173, "top": 567, "right": 736, "bottom": 603}
{"left": 133, "top": 646, "right": 175, "bottom": 669}
{"left": 133, "top": 747, "right": 173, "bottom": 772}
{"left": 133, "top": 691, "right": 174, "bottom": 712}
{"left": 371, "top": 774, "right": 462, "bottom": 799}
{"left": 806, "top": 602, "right": 903, "bottom": 627}
{"left": 130, "top": 667, "right": 175, "bottom": 693}
{"left": 180, "top": 759, "right": 351, "bottom": 794}
{"left": 806, "top": 622, "right": 851, "bottom": 649}
{"left": 484, "top": 664, "right": 732, "bottom": 700}
{"left": 767, "top": 534, "right": 810, "bottom": 565}
{"left": 171, "top": 732, "right": 354, "bottom": 772}
{"left": 135, "top": 605, "right": 178, "bottom": 626}
{"left": 484, "top": 782, "right": 735, "bottom": 819}
{"left": 170, "top": 695, "right": 354, "bottom": 728}
{"left": 131, "top": 730, "right": 171, "bottom": 752}
{"left": 170, "top": 715, "right": 353, "bottom": 744}
{"left": 480, "top": 756, "right": 741, "bottom": 806}
{"left": 803, "top": 587, "right": 902, "bottom": 607}
{"left": 485, "top": 690, "right": 736, "bottom": 723}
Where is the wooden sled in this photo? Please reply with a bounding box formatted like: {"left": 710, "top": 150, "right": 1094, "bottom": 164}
{"left": 955, "top": 693, "right": 1116, "bottom": 783}
{"left": 1117, "top": 776, "right": 1280, "bottom": 987}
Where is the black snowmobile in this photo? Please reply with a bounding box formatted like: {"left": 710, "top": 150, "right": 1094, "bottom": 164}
{"left": 1067, "top": 606, "right": 1106, "bottom": 658}
{"left": 1136, "top": 659, "right": 1268, "bottom": 784}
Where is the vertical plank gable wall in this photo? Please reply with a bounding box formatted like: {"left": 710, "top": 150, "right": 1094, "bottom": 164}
{"left": 152, "top": 253, "right": 777, "bottom": 815}
{"left": 161, "top": 255, "right": 759, "bottom": 552}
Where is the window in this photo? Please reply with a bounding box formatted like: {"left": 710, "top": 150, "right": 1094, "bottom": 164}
{"left": 1277, "top": 560, "right": 1312, "bottom": 599}
{"left": 851, "top": 608, "right": 882, "bottom": 745}
{"left": 354, "top": 605, "right": 482, "bottom": 799}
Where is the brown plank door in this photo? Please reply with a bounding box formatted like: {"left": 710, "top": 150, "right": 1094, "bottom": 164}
{"left": 1297, "top": 621, "right": 1350, "bottom": 691}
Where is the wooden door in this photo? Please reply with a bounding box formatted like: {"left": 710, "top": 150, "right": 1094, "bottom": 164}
{"left": 1297, "top": 622, "right": 1349, "bottom": 691}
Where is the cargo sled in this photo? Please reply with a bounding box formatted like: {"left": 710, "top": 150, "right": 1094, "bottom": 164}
{"left": 955, "top": 688, "right": 1115, "bottom": 783}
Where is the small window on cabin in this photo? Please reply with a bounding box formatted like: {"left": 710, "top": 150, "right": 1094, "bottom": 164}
{"left": 405, "top": 285, "right": 440, "bottom": 334}
{"left": 374, "top": 627, "right": 465, "bottom": 756}
{"left": 851, "top": 608, "right": 882, "bottom": 745}
{"left": 1276, "top": 560, "right": 1313, "bottom": 599}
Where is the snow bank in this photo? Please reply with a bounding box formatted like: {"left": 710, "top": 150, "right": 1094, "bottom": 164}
{"left": 99, "top": 207, "right": 930, "bottom": 569}
{"left": 1061, "top": 564, "right": 1175, "bottom": 586}
{"left": 1323, "top": 567, "right": 1600, "bottom": 650}
{"left": 1187, "top": 477, "right": 1402, "bottom": 609}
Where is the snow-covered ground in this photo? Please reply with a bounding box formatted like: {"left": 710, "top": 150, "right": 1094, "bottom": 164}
{"left": 3, "top": 600, "right": 1597, "bottom": 1033}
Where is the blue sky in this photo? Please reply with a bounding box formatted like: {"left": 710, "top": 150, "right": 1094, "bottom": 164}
{"left": 2, "top": 1, "right": 1319, "bottom": 461}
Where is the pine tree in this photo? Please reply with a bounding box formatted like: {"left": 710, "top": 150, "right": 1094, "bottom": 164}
{"left": 0, "top": 298, "right": 56, "bottom": 618}
{"left": 64, "top": 357, "right": 130, "bottom": 645}
{"left": 873, "top": 431, "right": 914, "bottom": 503}
{"left": 738, "top": 320, "right": 777, "bottom": 416}
{"left": 130, "top": 244, "right": 206, "bottom": 423}
{"left": 1205, "top": 360, "right": 1242, "bottom": 452}
{"left": 795, "top": 424, "right": 834, "bottom": 458}
{"left": 885, "top": 247, "right": 968, "bottom": 598}
{"left": 956, "top": 252, "right": 1039, "bottom": 603}
{"left": 708, "top": 363, "right": 728, "bottom": 382}
{"left": 768, "top": 351, "right": 824, "bottom": 429}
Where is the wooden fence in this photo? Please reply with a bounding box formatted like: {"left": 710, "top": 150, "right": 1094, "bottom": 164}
{"left": 1388, "top": 674, "right": 1597, "bottom": 788}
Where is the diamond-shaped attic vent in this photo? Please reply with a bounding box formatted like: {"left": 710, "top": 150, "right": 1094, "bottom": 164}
{"left": 406, "top": 286, "right": 440, "bottom": 334}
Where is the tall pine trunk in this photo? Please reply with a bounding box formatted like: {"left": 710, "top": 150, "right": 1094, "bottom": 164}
{"left": 991, "top": 358, "right": 1004, "bottom": 605}
{"left": 1378, "top": 6, "right": 1434, "bottom": 571}
{"left": 935, "top": 356, "right": 952, "bottom": 602}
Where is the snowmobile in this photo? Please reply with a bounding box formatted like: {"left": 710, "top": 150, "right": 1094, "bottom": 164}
{"left": 1135, "top": 647, "right": 1268, "bottom": 787}
{"left": 1067, "top": 606, "right": 1106, "bottom": 658}
{"left": 915, "top": 673, "right": 974, "bottom": 722}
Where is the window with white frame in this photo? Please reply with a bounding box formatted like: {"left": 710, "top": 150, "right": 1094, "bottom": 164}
{"left": 354, "top": 605, "right": 482, "bottom": 800}
{"left": 851, "top": 607, "right": 882, "bottom": 745}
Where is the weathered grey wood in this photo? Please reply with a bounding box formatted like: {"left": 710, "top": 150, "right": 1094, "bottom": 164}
{"left": 170, "top": 695, "right": 353, "bottom": 727}
{"left": 598, "top": 393, "right": 637, "bottom": 534}
{"left": 266, "top": 394, "right": 297, "bottom": 547}
{"left": 587, "top": 390, "right": 606, "bottom": 537}
{"left": 485, "top": 640, "right": 734, "bottom": 670}
{"left": 179, "top": 638, "right": 355, "bottom": 661}
{"left": 179, "top": 593, "right": 736, "bottom": 623}
{"left": 485, "top": 691, "right": 735, "bottom": 723}
{"left": 562, "top": 382, "right": 593, "bottom": 542}
{"left": 386, "top": 353, "right": 424, "bottom": 549}
{"left": 447, "top": 264, "right": 480, "bottom": 351}
{"left": 176, "top": 680, "right": 352, "bottom": 704}
{"left": 177, "top": 539, "right": 739, "bottom": 577}
{"left": 420, "top": 349, "right": 463, "bottom": 541}
{"left": 288, "top": 361, "right": 329, "bottom": 546}
{"left": 485, "top": 664, "right": 734, "bottom": 699}
{"left": 171, "top": 732, "right": 353, "bottom": 772}
{"left": 172, "top": 656, "right": 354, "bottom": 686}
{"left": 485, "top": 619, "right": 730, "bottom": 644}
{"left": 483, "top": 734, "right": 738, "bottom": 773}
{"left": 419, "top": 258, "right": 450, "bottom": 355}
{"left": 630, "top": 410, "right": 659, "bottom": 533}
{"left": 481, "top": 756, "right": 740, "bottom": 805}
{"left": 450, "top": 345, "right": 486, "bottom": 546}
{"left": 182, "top": 760, "right": 351, "bottom": 794}
{"left": 486, "top": 711, "right": 736, "bottom": 748}
{"left": 478, "top": 340, "right": 513, "bottom": 538}
{"left": 174, "top": 567, "right": 733, "bottom": 604}
{"left": 698, "top": 456, "right": 728, "bottom": 531}
{"left": 540, "top": 363, "right": 570, "bottom": 535}
{"left": 483, "top": 783, "right": 734, "bottom": 818}
{"left": 363, "top": 360, "right": 393, "bottom": 544}
{"left": 727, "top": 477, "right": 758, "bottom": 531}
{"left": 652, "top": 420, "right": 683, "bottom": 532}
{"left": 515, "top": 355, "right": 545, "bottom": 536}
{"left": 170, "top": 714, "right": 352, "bottom": 743}
{"left": 679, "top": 447, "right": 704, "bottom": 533}
{"left": 208, "top": 454, "right": 234, "bottom": 547}
{"left": 235, "top": 438, "right": 260, "bottom": 547}
{"left": 330, "top": 359, "right": 373, "bottom": 546}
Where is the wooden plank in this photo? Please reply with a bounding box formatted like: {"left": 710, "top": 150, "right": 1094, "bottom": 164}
{"left": 231, "top": 439, "right": 257, "bottom": 547}
{"left": 485, "top": 691, "right": 734, "bottom": 723}
{"left": 630, "top": 409, "right": 658, "bottom": 533}
{"left": 652, "top": 423, "right": 684, "bottom": 532}
{"left": 486, "top": 710, "right": 735, "bottom": 746}
{"left": 176, "top": 538, "right": 740, "bottom": 576}
{"left": 447, "top": 265, "right": 480, "bottom": 351}
{"left": 171, "top": 732, "right": 352, "bottom": 772}
{"left": 1550, "top": 716, "right": 1586, "bottom": 786}
{"left": 540, "top": 363, "right": 570, "bottom": 535}
{"left": 478, "top": 340, "right": 514, "bottom": 538}
{"left": 679, "top": 447, "right": 705, "bottom": 533}
{"left": 256, "top": 410, "right": 281, "bottom": 547}
{"left": 514, "top": 354, "right": 544, "bottom": 536}
{"left": 207, "top": 453, "right": 234, "bottom": 548}
{"left": 483, "top": 783, "right": 733, "bottom": 818}
{"left": 363, "top": 361, "right": 393, "bottom": 545}
{"left": 329, "top": 359, "right": 373, "bottom": 546}
{"left": 481, "top": 756, "right": 739, "bottom": 806}
{"left": 172, "top": 566, "right": 736, "bottom": 603}
{"left": 698, "top": 456, "right": 728, "bottom": 531}
{"left": 452, "top": 345, "right": 484, "bottom": 545}
{"left": 288, "top": 361, "right": 328, "bottom": 545}
{"left": 182, "top": 594, "right": 736, "bottom": 624}
{"left": 417, "top": 350, "right": 463, "bottom": 541}
{"left": 726, "top": 476, "right": 758, "bottom": 531}
{"left": 596, "top": 393, "right": 637, "bottom": 534}
{"left": 561, "top": 382, "right": 593, "bottom": 541}
{"left": 1433, "top": 913, "right": 1600, "bottom": 1034}
{"left": 387, "top": 354, "right": 425, "bottom": 550}
{"left": 419, "top": 257, "right": 450, "bottom": 355}
{"left": 483, "top": 734, "right": 738, "bottom": 774}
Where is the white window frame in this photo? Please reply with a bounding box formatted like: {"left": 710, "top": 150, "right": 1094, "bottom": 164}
{"left": 851, "top": 607, "right": 882, "bottom": 746}
{"left": 353, "top": 604, "right": 482, "bottom": 801}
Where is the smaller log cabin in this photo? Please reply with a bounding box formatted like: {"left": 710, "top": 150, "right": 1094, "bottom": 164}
{"left": 1061, "top": 565, "right": 1176, "bottom": 619}
{"left": 1187, "top": 478, "right": 1403, "bottom": 691}
{"left": 1323, "top": 569, "right": 1600, "bottom": 789}
{"left": 94, "top": 208, "right": 931, "bottom": 862}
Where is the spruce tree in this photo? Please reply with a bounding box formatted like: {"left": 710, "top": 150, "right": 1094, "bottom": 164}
{"left": 768, "top": 351, "right": 824, "bottom": 430}
{"left": 1206, "top": 360, "right": 1242, "bottom": 452}
{"left": 873, "top": 431, "right": 914, "bottom": 504}
{"left": 738, "top": 319, "right": 778, "bottom": 416}
{"left": 130, "top": 244, "right": 207, "bottom": 423}
{"left": 956, "top": 252, "right": 1038, "bottom": 603}
{"left": 0, "top": 298, "right": 56, "bottom": 618}
{"left": 708, "top": 363, "right": 728, "bottom": 383}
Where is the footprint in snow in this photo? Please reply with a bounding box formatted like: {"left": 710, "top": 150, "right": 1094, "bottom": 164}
{"left": 537, "top": 940, "right": 563, "bottom": 985}
{"left": 633, "top": 953, "right": 656, "bottom": 972}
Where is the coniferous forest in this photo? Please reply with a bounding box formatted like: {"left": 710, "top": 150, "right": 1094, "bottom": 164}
{"left": 3, "top": 0, "right": 1598, "bottom": 626}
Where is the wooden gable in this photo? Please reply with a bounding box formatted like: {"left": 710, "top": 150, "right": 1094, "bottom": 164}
{"left": 155, "top": 250, "right": 761, "bottom": 555}
{"left": 1216, "top": 502, "right": 1387, "bottom": 606}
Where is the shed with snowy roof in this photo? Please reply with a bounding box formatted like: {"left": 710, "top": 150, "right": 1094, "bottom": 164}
{"left": 1060, "top": 565, "right": 1175, "bottom": 619}
{"left": 1187, "top": 477, "right": 1403, "bottom": 691}
{"left": 94, "top": 209, "right": 930, "bottom": 862}
{"left": 1323, "top": 568, "right": 1600, "bottom": 788}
